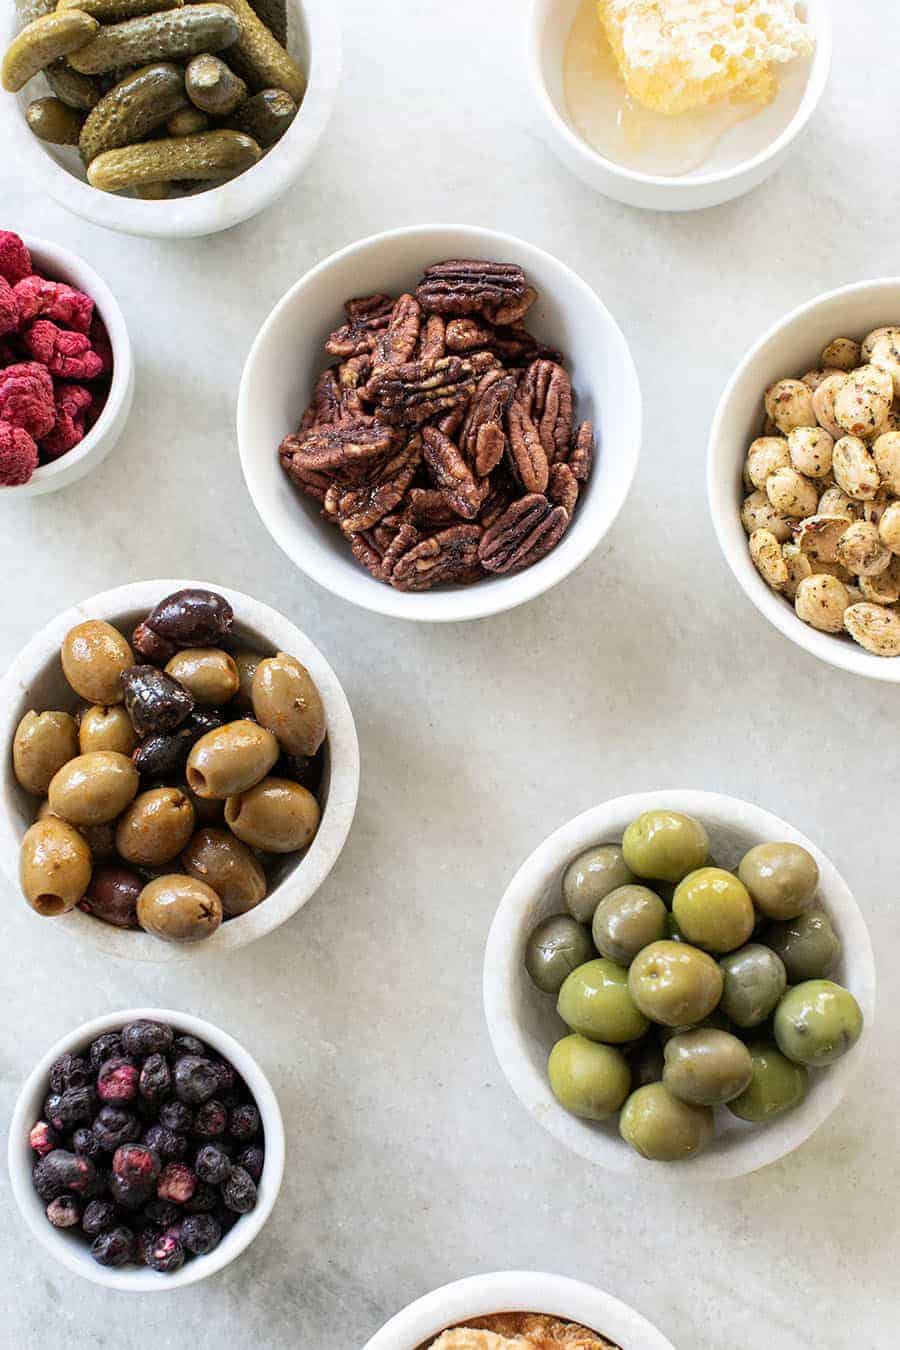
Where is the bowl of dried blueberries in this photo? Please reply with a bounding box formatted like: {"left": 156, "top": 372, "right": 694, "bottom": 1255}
{"left": 484, "top": 790, "right": 875, "bottom": 1179}
{"left": 0, "top": 579, "right": 359, "bottom": 959}
{"left": 237, "top": 223, "right": 642, "bottom": 622}
{"left": 8, "top": 1010, "right": 284, "bottom": 1288}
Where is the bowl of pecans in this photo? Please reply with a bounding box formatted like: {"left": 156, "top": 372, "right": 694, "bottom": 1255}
{"left": 237, "top": 224, "right": 642, "bottom": 621}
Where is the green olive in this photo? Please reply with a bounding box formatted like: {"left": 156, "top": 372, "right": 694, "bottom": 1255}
{"left": 13, "top": 710, "right": 78, "bottom": 795}
{"left": 591, "top": 885, "right": 667, "bottom": 965}
{"left": 619, "top": 1083, "right": 714, "bottom": 1161}
{"left": 61, "top": 620, "right": 133, "bottom": 704}
{"left": 165, "top": 648, "right": 240, "bottom": 705}
{"left": 525, "top": 914, "right": 595, "bottom": 994}
{"left": 738, "top": 842, "right": 819, "bottom": 920}
{"left": 557, "top": 958, "right": 649, "bottom": 1044}
{"left": 562, "top": 844, "right": 634, "bottom": 923}
{"left": 622, "top": 810, "right": 709, "bottom": 884}
{"left": 137, "top": 874, "right": 223, "bottom": 943}
{"left": 547, "top": 1034, "right": 631, "bottom": 1120}
{"left": 19, "top": 816, "right": 92, "bottom": 915}
{"left": 115, "top": 787, "right": 195, "bottom": 866}
{"left": 181, "top": 827, "right": 267, "bottom": 917}
{"left": 672, "top": 868, "right": 755, "bottom": 954}
{"left": 763, "top": 909, "right": 841, "bottom": 982}
{"left": 36, "top": 799, "right": 116, "bottom": 863}
{"left": 48, "top": 750, "right": 139, "bottom": 825}
{"left": 224, "top": 776, "right": 320, "bottom": 852}
{"left": 231, "top": 648, "right": 263, "bottom": 711}
{"left": 251, "top": 652, "right": 326, "bottom": 757}
{"left": 663, "top": 1028, "right": 753, "bottom": 1105}
{"left": 727, "top": 1041, "right": 808, "bottom": 1121}
{"left": 182, "top": 779, "right": 225, "bottom": 826}
{"left": 719, "top": 943, "right": 787, "bottom": 1028}
{"left": 628, "top": 940, "right": 724, "bottom": 1027}
{"left": 186, "top": 719, "right": 279, "bottom": 799}
{"left": 774, "top": 980, "right": 863, "bottom": 1066}
{"left": 78, "top": 704, "right": 137, "bottom": 756}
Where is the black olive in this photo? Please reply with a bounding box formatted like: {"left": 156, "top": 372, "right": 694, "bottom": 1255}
{"left": 121, "top": 666, "right": 194, "bottom": 736}
{"left": 144, "top": 590, "right": 233, "bottom": 647}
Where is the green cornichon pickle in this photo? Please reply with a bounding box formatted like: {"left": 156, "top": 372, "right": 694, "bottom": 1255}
{"left": 166, "top": 106, "right": 209, "bottom": 135}
{"left": 2, "top": 10, "right": 99, "bottom": 92}
{"left": 87, "top": 128, "right": 261, "bottom": 192}
{"left": 68, "top": 4, "right": 240, "bottom": 74}
{"left": 229, "top": 86, "right": 295, "bottom": 147}
{"left": 26, "top": 95, "right": 85, "bottom": 143}
{"left": 213, "top": 0, "right": 305, "bottom": 101}
{"left": 247, "top": 0, "right": 286, "bottom": 45}
{"left": 79, "top": 63, "right": 189, "bottom": 163}
{"left": 44, "top": 58, "right": 101, "bottom": 109}
{"left": 185, "top": 52, "right": 246, "bottom": 115}
{"left": 133, "top": 180, "right": 170, "bottom": 198}
{"left": 58, "top": 0, "right": 183, "bottom": 18}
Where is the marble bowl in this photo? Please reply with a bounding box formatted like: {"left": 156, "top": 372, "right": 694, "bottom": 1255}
{"left": 237, "top": 222, "right": 642, "bottom": 622}
{"left": 0, "top": 579, "right": 359, "bottom": 960}
{"left": 483, "top": 790, "right": 875, "bottom": 1180}
{"left": 2, "top": 236, "right": 133, "bottom": 498}
{"left": 709, "top": 277, "right": 900, "bottom": 682}
{"left": 527, "top": 0, "right": 832, "bottom": 211}
{"left": 1, "top": 0, "right": 340, "bottom": 238}
{"left": 362, "top": 1271, "right": 674, "bottom": 1349}
{"left": 8, "top": 1007, "right": 285, "bottom": 1289}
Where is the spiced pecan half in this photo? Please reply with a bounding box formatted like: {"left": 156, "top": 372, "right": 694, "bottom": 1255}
{"left": 279, "top": 439, "right": 331, "bottom": 503}
{"left": 297, "top": 368, "right": 342, "bottom": 437}
{"left": 283, "top": 418, "right": 395, "bottom": 476}
{"left": 491, "top": 325, "right": 562, "bottom": 368}
{"left": 461, "top": 370, "right": 516, "bottom": 476}
{"left": 368, "top": 351, "right": 497, "bottom": 426}
{"left": 324, "top": 434, "right": 422, "bottom": 534}
{"left": 349, "top": 530, "right": 388, "bottom": 580}
{"left": 506, "top": 398, "right": 549, "bottom": 495}
{"left": 391, "top": 523, "right": 483, "bottom": 591}
{"left": 490, "top": 285, "right": 537, "bottom": 327}
{"left": 445, "top": 317, "right": 494, "bottom": 353}
{"left": 422, "top": 426, "right": 484, "bottom": 520}
{"left": 418, "top": 314, "right": 446, "bottom": 362}
{"left": 326, "top": 294, "right": 394, "bottom": 358}
{"left": 548, "top": 461, "right": 579, "bottom": 515}
{"left": 416, "top": 260, "right": 527, "bottom": 318}
{"left": 568, "top": 420, "right": 594, "bottom": 482}
{"left": 521, "top": 359, "right": 573, "bottom": 463}
{"left": 337, "top": 354, "right": 373, "bottom": 418}
{"left": 479, "top": 494, "right": 570, "bottom": 574}
{"left": 406, "top": 487, "right": 459, "bottom": 527}
{"left": 372, "top": 294, "right": 422, "bottom": 371}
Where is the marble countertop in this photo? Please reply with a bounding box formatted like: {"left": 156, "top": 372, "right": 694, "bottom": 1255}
{"left": 1, "top": 1, "right": 898, "bottom": 1346}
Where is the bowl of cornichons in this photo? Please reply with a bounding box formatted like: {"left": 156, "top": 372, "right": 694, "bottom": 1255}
{"left": 0, "top": 0, "right": 340, "bottom": 237}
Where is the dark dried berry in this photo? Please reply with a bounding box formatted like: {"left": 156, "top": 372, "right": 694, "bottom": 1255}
{"left": 145, "top": 1230, "right": 185, "bottom": 1273}
{"left": 97, "top": 1057, "right": 138, "bottom": 1103}
{"left": 195, "top": 1143, "right": 231, "bottom": 1185}
{"left": 192, "top": 1100, "right": 227, "bottom": 1140}
{"left": 91, "top": 1225, "right": 135, "bottom": 1267}
{"left": 112, "top": 1144, "right": 160, "bottom": 1186}
{"left": 221, "top": 1166, "right": 257, "bottom": 1214}
{"left": 184, "top": 1180, "right": 217, "bottom": 1214}
{"left": 144, "top": 589, "right": 233, "bottom": 648}
{"left": 47, "top": 1195, "right": 81, "bottom": 1228}
{"left": 210, "top": 1059, "right": 236, "bottom": 1096}
{"left": 180, "top": 1213, "right": 222, "bottom": 1256}
{"left": 212, "top": 1203, "right": 239, "bottom": 1233}
{"left": 32, "top": 1159, "right": 65, "bottom": 1202}
{"left": 82, "top": 1199, "right": 117, "bottom": 1236}
{"left": 88, "top": 1032, "right": 124, "bottom": 1072}
{"left": 121, "top": 1020, "right": 174, "bottom": 1058}
{"left": 93, "top": 1105, "right": 141, "bottom": 1151}
{"left": 45, "top": 1085, "right": 97, "bottom": 1129}
{"left": 143, "top": 1200, "right": 180, "bottom": 1229}
{"left": 157, "top": 1162, "right": 196, "bottom": 1204}
{"left": 237, "top": 1146, "right": 264, "bottom": 1183}
{"left": 139, "top": 1053, "right": 171, "bottom": 1103}
{"left": 79, "top": 867, "right": 142, "bottom": 929}
{"left": 73, "top": 1127, "right": 103, "bottom": 1160}
{"left": 29, "top": 1121, "right": 58, "bottom": 1157}
{"left": 33, "top": 1150, "right": 97, "bottom": 1199}
{"left": 121, "top": 666, "right": 194, "bottom": 736}
{"left": 158, "top": 1101, "right": 192, "bottom": 1133}
{"left": 110, "top": 1172, "right": 152, "bottom": 1211}
{"left": 49, "top": 1052, "right": 90, "bottom": 1094}
{"left": 174, "top": 1056, "right": 218, "bottom": 1105}
{"left": 172, "top": 1034, "right": 207, "bottom": 1060}
{"left": 228, "top": 1103, "right": 260, "bottom": 1142}
{"left": 142, "top": 1124, "right": 186, "bottom": 1162}
{"left": 136, "top": 1224, "right": 162, "bottom": 1265}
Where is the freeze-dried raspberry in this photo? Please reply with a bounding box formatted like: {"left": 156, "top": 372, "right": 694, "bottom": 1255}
{"left": 41, "top": 383, "right": 92, "bottom": 460}
{"left": 0, "top": 422, "right": 38, "bottom": 485}
{"left": 0, "top": 361, "right": 55, "bottom": 439}
{"left": 0, "top": 278, "right": 17, "bottom": 338}
{"left": 0, "top": 232, "right": 31, "bottom": 286}
{"left": 13, "top": 275, "right": 93, "bottom": 334}
{"left": 24, "top": 320, "right": 104, "bottom": 380}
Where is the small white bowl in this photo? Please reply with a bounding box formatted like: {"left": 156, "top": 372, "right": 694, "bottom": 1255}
{"left": 1, "top": 1, "right": 340, "bottom": 238}
{"left": 8, "top": 1007, "right": 285, "bottom": 1290}
{"left": 238, "top": 223, "right": 642, "bottom": 623}
{"left": 0, "top": 578, "right": 359, "bottom": 960}
{"left": 362, "top": 1271, "right": 674, "bottom": 1349}
{"left": 1, "top": 236, "right": 133, "bottom": 498}
{"left": 527, "top": 0, "right": 831, "bottom": 211}
{"left": 484, "top": 790, "right": 876, "bottom": 1181}
{"left": 709, "top": 278, "right": 900, "bottom": 682}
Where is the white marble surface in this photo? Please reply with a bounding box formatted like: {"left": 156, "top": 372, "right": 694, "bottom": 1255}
{"left": 1, "top": 1, "right": 898, "bottom": 1346}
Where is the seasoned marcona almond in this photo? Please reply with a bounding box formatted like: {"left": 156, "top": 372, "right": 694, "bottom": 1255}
{"left": 749, "top": 529, "right": 788, "bottom": 590}
{"left": 788, "top": 425, "right": 834, "bottom": 478}
{"left": 844, "top": 602, "right": 900, "bottom": 656}
{"left": 766, "top": 466, "right": 819, "bottom": 518}
{"left": 818, "top": 484, "right": 863, "bottom": 519}
{"left": 802, "top": 367, "right": 842, "bottom": 391}
{"left": 877, "top": 500, "right": 900, "bottom": 555}
{"left": 795, "top": 575, "right": 849, "bottom": 633}
{"left": 741, "top": 490, "right": 793, "bottom": 542}
{"left": 871, "top": 331, "right": 900, "bottom": 397}
{"left": 873, "top": 431, "right": 900, "bottom": 493}
{"left": 861, "top": 326, "right": 900, "bottom": 363}
{"left": 764, "top": 378, "right": 817, "bottom": 434}
{"left": 834, "top": 365, "right": 893, "bottom": 439}
{"left": 794, "top": 513, "right": 853, "bottom": 562}
{"left": 832, "top": 436, "right": 881, "bottom": 500}
{"left": 781, "top": 542, "right": 813, "bottom": 599}
{"left": 836, "top": 521, "right": 892, "bottom": 577}
{"left": 745, "top": 436, "right": 790, "bottom": 489}
{"left": 860, "top": 562, "right": 900, "bottom": 605}
{"left": 812, "top": 372, "right": 845, "bottom": 439}
{"left": 821, "top": 337, "right": 861, "bottom": 371}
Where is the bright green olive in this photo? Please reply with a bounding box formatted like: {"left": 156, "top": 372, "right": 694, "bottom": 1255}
{"left": 728, "top": 1041, "right": 808, "bottom": 1121}
{"left": 628, "top": 940, "right": 723, "bottom": 1027}
{"left": 672, "top": 868, "right": 755, "bottom": 954}
{"left": 562, "top": 844, "right": 633, "bottom": 923}
{"left": 763, "top": 909, "right": 841, "bottom": 983}
{"left": 591, "top": 885, "right": 667, "bottom": 965}
{"left": 719, "top": 943, "right": 787, "bottom": 1028}
{"left": 774, "top": 980, "right": 863, "bottom": 1066}
{"left": 622, "top": 810, "right": 709, "bottom": 884}
{"left": 663, "top": 1028, "right": 753, "bottom": 1106}
{"left": 557, "top": 958, "right": 649, "bottom": 1044}
{"left": 525, "top": 914, "right": 595, "bottom": 995}
{"left": 619, "top": 1083, "right": 714, "bottom": 1161}
{"left": 547, "top": 1034, "right": 631, "bottom": 1120}
{"left": 738, "top": 842, "right": 819, "bottom": 920}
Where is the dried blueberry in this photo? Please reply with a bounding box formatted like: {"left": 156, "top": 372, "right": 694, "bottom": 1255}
{"left": 29, "top": 1121, "right": 58, "bottom": 1157}
{"left": 33, "top": 1149, "right": 98, "bottom": 1198}
{"left": 184, "top": 1181, "right": 217, "bottom": 1214}
{"left": 44, "top": 1085, "right": 97, "bottom": 1129}
{"left": 91, "top": 1225, "right": 135, "bottom": 1267}
{"left": 213, "top": 1203, "right": 239, "bottom": 1234}
{"left": 48, "top": 1052, "right": 90, "bottom": 1094}
{"left": 145, "top": 589, "right": 233, "bottom": 648}
{"left": 172, "top": 1034, "right": 207, "bottom": 1060}
{"left": 145, "top": 1230, "right": 185, "bottom": 1274}
{"left": 82, "top": 1199, "right": 117, "bottom": 1236}
{"left": 174, "top": 1056, "right": 218, "bottom": 1105}
{"left": 195, "top": 1143, "right": 231, "bottom": 1186}
{"left": 142, "top": 1124, "right": 186, "bottom": 1162}
{"left": 228, "top": 1104, "right": 260, "bottom": 1142}
{"left": 210, "top": 1059, "right": 236, "bottom": 1097}
{"left": 97, "top": 1057, "right": 138, "bottom": 1103}
{"left": 143, "top": 1200, "right": 180, "bottom": 1229}
{"left": 158, "top": 1101, "right": 192, "bottom": 1134}
{"left": 112, "top": 1144, "right": 160, "bottom": 1186}
{"left": 73, "top": 1127, "right": 103, "bottom": 1160}
{"left": 110, "top": 1173, "right": 152, "bottom": 1211}
{"left": 157, "top": 1162, "right": 196, "bottom": 1204}
{"left": 121, "top": 666, "right": 194, "bottom": 736}
{"left": 32, "top": 1159, "right": 65, "bottom": 1202}
{"left": 121, "top": 1019, "right": 174, "bottom": 1058}
{"left": 237, "top": 1146, "right": 264, "bottom": 1183}
{"left": 136, "top": 1224, "right": 162, "bottom": 1266}
{"left": 139, "top": 1053, "right": 171, "bottom": 1103}
{"left": 180, "top": 1213, "right": 222, "bottom": 1256}
{"left": 46, "top": 1195, "right": 81, "bottom": 1228}
{"left": 88, "top": 1032, "right": 124, "bottom": 1072}
{"left": 93, "top": 1105, "right": 141, "bottom": 1151}
{"left": 192, "top": 1100, "right": 227, "bottom": 1140}
{"left": 221, "top": 1166, "right": 257, "bottom": 1214}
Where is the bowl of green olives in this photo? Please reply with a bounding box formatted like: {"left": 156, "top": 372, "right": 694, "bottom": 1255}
{"left": 484, "top": 791, "right": 875, "bottom": 1178}
{"left": 0, "top": 579, "right": 359, "bottom": 961}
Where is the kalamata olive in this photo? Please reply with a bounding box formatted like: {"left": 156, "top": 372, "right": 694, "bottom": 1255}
{"left": 144, "top": 590, "right": 233, "bottom": 647}
{"left": 13, "top": 710, "right": 78, "bottom": 795}
{"left": 132, "top": 710, "right": 225, "bottom": 779}
{"left": 132, "top": 622, "right": 176, "bottom": 664}
{"left": 78, "top": 866, "right": 143, "bottom": 928}
{"left": 121, "top": 666, "right": 195, "bottom": 736}
{"left": 20, "top": 817, "right": 92, "bottom": 915}
{"left": 251, "top": 653, "right": 326, "bottom": 757}
{"left": 61, "top": 621, "right": 134, "bottom": 705}
{"left": 78, "top": 705, "right": 137, "bottom": 757}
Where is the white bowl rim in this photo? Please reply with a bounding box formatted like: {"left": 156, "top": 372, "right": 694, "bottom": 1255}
{"left": 1, "top": 235, "right": 133, "bottom": 496}
{"left": 361, "top": 1270, "right": 675, "bottom": 1349}
{"left": 483, "top": 789, "right": 876, "bottom": 1181}
{"left": 0, "top": 578, "right": 360, "bottom": 959}
{"left": 8, "top": 1006, "right": 286, "bottom": 1291}
{"left": 237, "top": 221, "right": 642, "bottom": 623}
{"left": 0, "top": 0, "right": 341, "bottom": 239}
{"left": 525, "top": 0, "right": 833, "bottom": 189}
{"left": 708, "top": 275, "right": 900, "bottom": 683}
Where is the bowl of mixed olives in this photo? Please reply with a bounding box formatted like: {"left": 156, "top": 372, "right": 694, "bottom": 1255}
{"left": 0, "top": 579, "right": 359, "bottom": 960}
{"left": 484, "top": 791, "right": 875, "bottom": 1178}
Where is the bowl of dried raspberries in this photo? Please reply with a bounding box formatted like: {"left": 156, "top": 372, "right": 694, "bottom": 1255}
{"left": 237, "top": 224, "right": 642, "bottom": 621}
{"left": 0, "top": 231, "right": 133, "bottom": 496}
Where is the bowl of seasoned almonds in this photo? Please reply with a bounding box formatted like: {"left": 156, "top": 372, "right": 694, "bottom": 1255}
{"left": 709, "top": 278, "right": 900, "bottom": 680}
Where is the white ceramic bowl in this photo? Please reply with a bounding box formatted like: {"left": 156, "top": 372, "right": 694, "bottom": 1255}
{"left": 8, "top": 1007, "right": 285, "bottom": 1290}
{"left": 238, "top": 223, "right": 642, "bottom": 622}
{"left": 1, "top": 1, "right": 340, "bottom": 238}
{"left": 527, "top": 0, "right": 831, "bottom": 211}
{"left": 709, "top": 278, "right": 900, "bottom": 682}
{"left": 1, "top": 236, "right": 133, "bottom": 498}
{"left": 484, "top": 790, "right": 876, "bottom": 1181}
{"left": 0, "top": 578, "right": 359, "bottom": 960}
{"left": 362, "top": 1271, "right": 674, "bottom": 1350}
